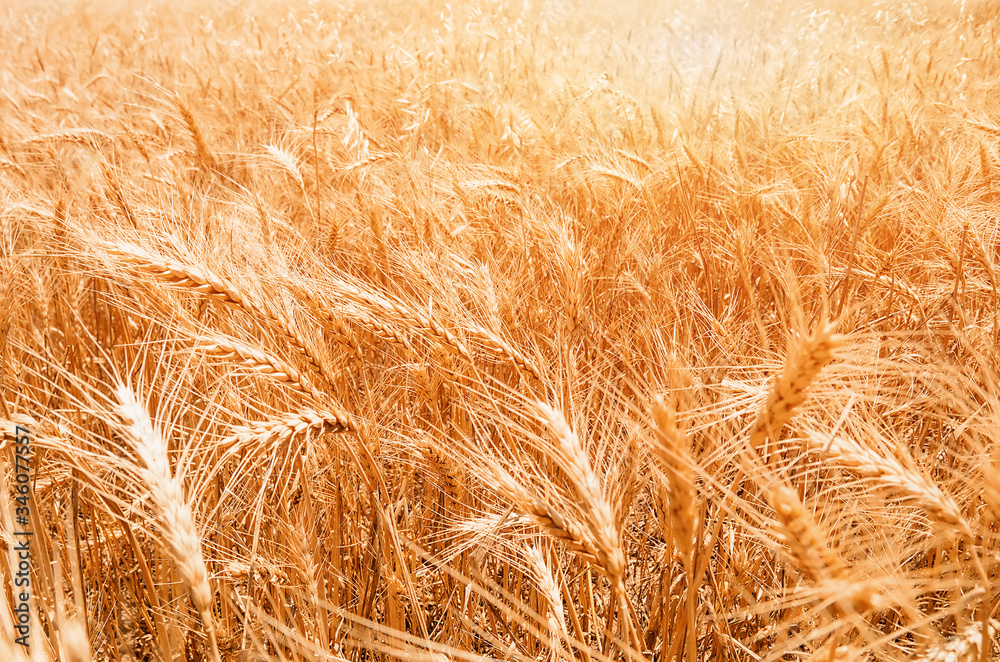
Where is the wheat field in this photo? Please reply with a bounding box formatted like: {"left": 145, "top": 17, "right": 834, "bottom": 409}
{"left": 1, "top": 0, "right": 1000, "bottom": 660}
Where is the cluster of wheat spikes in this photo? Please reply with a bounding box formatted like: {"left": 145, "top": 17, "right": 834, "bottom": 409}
{"left": 2, "top": 0, "right": 1000, "bottom": 660}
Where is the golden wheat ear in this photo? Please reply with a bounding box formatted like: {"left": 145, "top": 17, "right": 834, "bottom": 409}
{"left": 536, "top": 402, "right": 626, "bottom": 585}
{"left": 114, "top": 384, "right": 221, "bottom": 662}
{"left": 650, "top": 394, "right": 697, "bottom": 568}
{"left": 749, "top": 321, "right": 842, "bottom": 458}
{"left": 913, "top": 620, "right": 998, "bottom": 662}
{"left": 807, "top": 432, "right": 969, "bottom": 536}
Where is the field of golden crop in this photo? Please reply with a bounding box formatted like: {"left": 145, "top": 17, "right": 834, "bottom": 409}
{"left": 2, "top": 0, "right": 1000, "bottom": 660}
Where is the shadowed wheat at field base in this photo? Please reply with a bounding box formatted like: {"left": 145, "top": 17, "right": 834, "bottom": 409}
{"left": 3, "top": 0, "right": 1000, "bottom": 660}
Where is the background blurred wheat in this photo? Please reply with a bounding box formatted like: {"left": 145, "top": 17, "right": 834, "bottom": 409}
{"left": 1, "top": 0, "right": 1000, "bottom": 660}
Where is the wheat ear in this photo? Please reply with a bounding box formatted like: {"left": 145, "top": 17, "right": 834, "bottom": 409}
{"left": 559, "top": 232, "right": 587, "bottom": 338}
{"left": 914, "top": 620, "right": 998, "bottom": 662}
{"left": 114, "top": 384, "right": 220, "bottom": 662}
{"left": 487, "top": 458, "right": 607, "bottom": 572}
{"left": 174, "top": 95, "right": 217, "bottom": 173}
{"left": 768, "top": 485, "right": 846, "bottom": 583}
{"left": 102, "top": 241, "right": 336, "bottom": 388}
{"left": 534, "top": 403, "right": 642, "bottom": 651}
{"left": 418, "top": 435, "right": 465, "bottom": 504}
{"left": 229, "top": 408, "right": 356, "bottom": 449}
{"left": 769, "top": 484, "right": 886, "bottom": 619}
{"left": 749, "top": 321, "right": 842, "bottom": 454}
{"left": 195, "top": 333, "right": 323, "bottom": 401}
{"left": 293, "top": 275, "right": 470, "bottom": 357}
{"left": 808, "top": 433, "right": 969, "bottom": 535}
{"left": 465, "top": 322, "right": 544, "bottom": 381}
{"left": 651, "top": 394, "right": 697, "bottom": 567}
{"left": 537, "top": 403, "right": 625, "bottom": 584}
{"left": 525, "top": 544, "right": 569, "bottom": 658}
{"left": 285, "top": 279, "right": 410, "bottom": 355}
{"left": 342, "top": 281, "right": 472, "bottom": 359}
